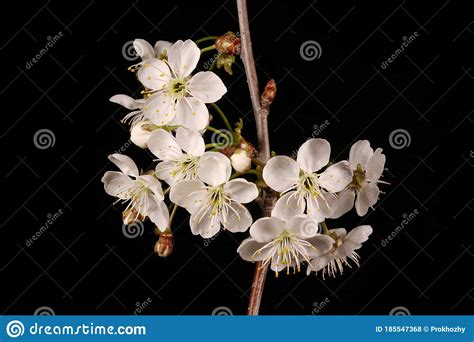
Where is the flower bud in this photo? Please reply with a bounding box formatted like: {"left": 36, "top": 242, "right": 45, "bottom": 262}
{"left": 130, "top": 121, "right": 153, "bottom": 148}
{"left": 123, "top": 208, "right": 145, "bottom": 225}
{"left": 230, "top": 148, "right": 251, "bottom": 173}
{"left": 215, "top": 32, "right": 241, "bottom": 55}
{"left": 154, "top": 232, "right": 173, "bottom": 257}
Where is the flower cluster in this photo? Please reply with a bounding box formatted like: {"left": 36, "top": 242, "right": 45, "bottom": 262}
{"left": 102, "top": 35, "right": 387, "bottom": 281}
{"left": 103, "top": 37, "right": 257, "bottom": 242}
{"left": 238, "top": 138, "right": 386, "bottom": 277}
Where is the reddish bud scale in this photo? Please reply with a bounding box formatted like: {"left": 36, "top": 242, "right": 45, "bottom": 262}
{"left": 155, "top": 232, "right": 174, "bottom": 257}
{"left": 215, "top": 33, "right": 241, "bottom": 55}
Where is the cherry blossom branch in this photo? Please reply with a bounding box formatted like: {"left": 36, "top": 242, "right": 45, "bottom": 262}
{"left": 236, "top": 0, "right": 265, "bottom": 160}
{"left": 236, "top": 0, "right": 277, "bottom": 315}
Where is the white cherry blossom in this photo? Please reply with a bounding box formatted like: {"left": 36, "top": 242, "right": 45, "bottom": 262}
{"left": 331, "top": 140, "right": 386, "bottom": 217}
{"left": 307, "top": 225, "right": 372, "bottom": 278}
{"left": 137, "top": 39, "right": 227, "bottom": 130}
{"left": 238, "top": 203, "right": 333, "bottom": 276}
{"left": 170, "top": 152, "right": 258, "bottom": 238}
{"left": 263, "top": 138, "right": 353, "bottom": 222}
{"left": 101, "top": 154, "right": 169, "bottom": 231}
{"left": 148, "top": 127, "right": 205, "bottom": 185}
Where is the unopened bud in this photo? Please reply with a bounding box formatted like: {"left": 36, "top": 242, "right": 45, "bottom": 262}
{"left": 261, "top": 79, "right": 276, "bottom": 108}
{"left": 123, "top": 208, "right": 145, "bottom": 225}
{"left": 215, "top": 32, "right": 241, "bottom": 55}
{"left": 154, "top": 232, "right": 173, "bottom": 257}
{"left": 130, "top": 121, "right": 154, "bottom": 148}
{"left": 231, "top": 148, "right": 251, "bottom": 173}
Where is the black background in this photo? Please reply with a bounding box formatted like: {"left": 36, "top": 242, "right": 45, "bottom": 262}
{"left": 1, "top": 0, "right": 472, "bottom": 315}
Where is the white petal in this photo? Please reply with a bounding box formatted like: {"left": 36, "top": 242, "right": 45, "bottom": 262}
{"left": 221, "top": 202, "right": 253, "bottom": 233}
{"left": 355, "top": 183, "right": 380, "bottom": 216}
{"left": 297, "top": 138, "right": 330, "bottom": 173}
{"left": 101, "top": 171, "right": 134, "bottom": 199}
{"left": 287, "top": 215, "right": 319, "bottom": 238}
{"left": 169, "top": 180, "right": 207, "bottom": 213}
{"left": 146, "top": 195, "right": 169, "bottom": 232}
{"left": 365, "top": 148, "right": 385, "bottom": 181}
{"left": 318, "top": 161, "right": 353, "bottom": 193}
{"left": 306, "top": 235, "right": 334, "bottom": 258}
{"left": 249, "top": 217, "right": 286, "bottom": 242}
{"left": 155, "top": 160, "right": 176, "bottom": 185}
{"left": 190, "top": 209, "right": 221, "bottom": 238}
{"left": 142, "top": 92, "right": 176, "bottom": 126}
{"left": 167, "top": 39, "right": 200, "bottom": 78}
{"left": 330, "top": 228, "right": 347, "bottom": 239}
{"left": 133, "top": 39, "right": 155, "bottom": 60}
{"left": 271, "top": 263, "right": 287, "bottom": 273}
{"left": 237, "top": 238, "right": 268, "bottom": 262}
{"left": 137, "top": 174, "right": 164, "bottom": 199}
{"left": 175, "top": 127, "right": 205, "bottom": 156}
{"left": 188, "top": 71, "right": 227, "bottom": 103}
{"left": 349, "top": 140, "right": 373, "bottom": 168}
{"left": 108, "top": 154, "right": 139, "bottom": 177}
{"left": 197, "top": 152, "right": 231, "bottom": 186}
{"left": 262, "top": 156, "right": 299, "bottom": 192}
{"left": 154, "top": 40, "right": 172, "bottom": 58}
{"left": 330, "top": 189, "right": 355, "bottom": 219}
{"left": 109, "top": 94, "right": 144, "bottom": 110}
{"left": 223, "top": 179, "right": 259, "bottom": 204}
{"left": 308, "top": 255, "right": 331, "bottom": 273}
{"left": 272, "top": 192, "right": 304, "bottom": 223}
{"left": 130, "top": 121, "right": 153, "bottom": 148}
{"left": 137, "top": 58, "right": 172, "bottom": 90}
{"left": 147, "top": 129, "right": 182, "bottom": 161}
{"left": 306, "top": 191, "right": 337, "bottom": 222}
{"left": 345, "top": 225, "right": 373, "bottom": 245}
{"left": 173, "top": 97, "right": 209, "bottom": 131}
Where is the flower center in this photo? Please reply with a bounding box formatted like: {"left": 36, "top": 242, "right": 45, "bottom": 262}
{"left": 253, "top": 231, "right": 316, "bottom": 277}
{"left": 120, "top": 180, "right": 152, "bottom": 220}
{"left": 166, "top": 78, "right": 190, "bottom": 100}
{"left": 348, "top": 164, "right": 366, "bottom": 191}
{"left": 192, "top": 185, "right": 239, "bottom": 228}
{"left": 171, "top": 155, "right": 199, "bottom": 181}
{"left": 320, "top": 232, "right": 360, "bottom": 279}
